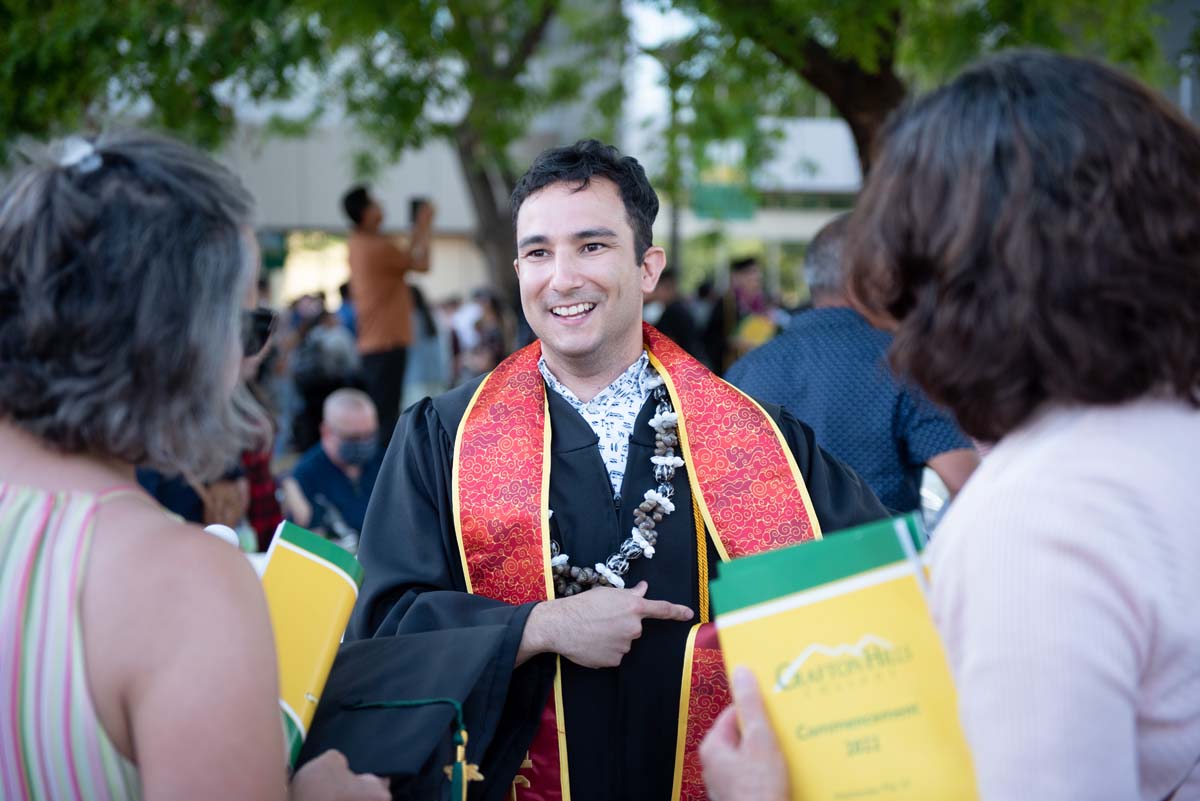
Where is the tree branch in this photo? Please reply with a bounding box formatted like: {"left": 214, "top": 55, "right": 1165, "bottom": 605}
{"left": 737, "top": 7, "right": 905, "bottom": 173}
{"left": 453, "top": 121, "right": 520, "bottom": 311}
{"left": 498, "top": 0, "right": 558, "bottom": 81}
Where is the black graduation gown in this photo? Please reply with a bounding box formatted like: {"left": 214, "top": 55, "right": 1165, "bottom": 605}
{"left": 347, "top": 375, "right": 887, "bottom": 801}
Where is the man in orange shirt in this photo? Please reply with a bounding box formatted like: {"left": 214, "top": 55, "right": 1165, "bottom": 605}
{"left": 341, "top": 186, "right": 434, "bottom": 449}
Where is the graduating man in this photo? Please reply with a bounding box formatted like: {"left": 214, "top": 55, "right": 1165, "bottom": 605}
{"left": 349, "top": 140, "right": 885, "bottom": 801}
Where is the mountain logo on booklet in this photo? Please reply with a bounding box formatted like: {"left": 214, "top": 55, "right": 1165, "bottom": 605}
{"left": 774, "top": 634, "right": 914, "bottom": 693}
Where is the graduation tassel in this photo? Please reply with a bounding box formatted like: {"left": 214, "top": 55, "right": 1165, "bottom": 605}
{"left": 444, "top": 728, "right": 484, "bottom": 801}
{"left": 448, "top": 730, "right": 465, "bottom": 801}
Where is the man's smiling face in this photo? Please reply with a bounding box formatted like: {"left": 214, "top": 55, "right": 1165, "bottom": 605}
{"left": 514, "top": 177, "right": 663, "bottom": 377}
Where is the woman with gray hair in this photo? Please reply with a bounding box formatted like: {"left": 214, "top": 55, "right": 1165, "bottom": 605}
{"left": 0, "top": 131, "right": 388, "bottom": 801}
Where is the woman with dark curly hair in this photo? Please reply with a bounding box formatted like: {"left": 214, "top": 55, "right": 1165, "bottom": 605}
{"left": 702, "top": 50, "right": 1200, "bottom": 801}
{"left": 0, "top": 132, "right": 387, "bottom": 801}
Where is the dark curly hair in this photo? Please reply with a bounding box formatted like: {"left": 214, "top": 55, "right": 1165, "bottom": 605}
{"left": 845, "top": 49, "right": 1200, "bottom": 442}
{"left": 0, "top": 130, "right": 267, "bottom": 479}
{"left": 511, "top": 139, "right": 659, "bottom": 263}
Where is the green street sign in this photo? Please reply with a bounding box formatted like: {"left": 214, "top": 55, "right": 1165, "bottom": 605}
{"left": 257, "top": 230, "right": 288, "bottom": 271}
{"left": 691, "top": 183, "right": 756, "bottom": 220}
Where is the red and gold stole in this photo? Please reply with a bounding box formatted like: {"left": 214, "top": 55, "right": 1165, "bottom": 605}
{"left": 452, "top": 323, "right": 821, "bottom": 801}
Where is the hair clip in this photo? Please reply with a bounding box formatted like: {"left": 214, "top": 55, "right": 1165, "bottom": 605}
{"left": 58, "top": 137, "right": 103, "bottom": 174}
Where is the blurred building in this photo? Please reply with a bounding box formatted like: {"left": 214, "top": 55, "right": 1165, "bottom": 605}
{"left": 648, "top": 116, "right": 860, "bottom": 302}
{"left": 223, "top": 127, "right": 489, "bottom": 308}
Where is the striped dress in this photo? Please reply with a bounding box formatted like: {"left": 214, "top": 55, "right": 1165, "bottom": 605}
{"left": 0, "top": 484, "right": 142, "bottom": 800}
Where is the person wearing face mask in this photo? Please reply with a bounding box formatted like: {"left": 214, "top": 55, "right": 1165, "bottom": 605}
{"left": 286, "top": 388, "right": 382, "bottom": 539}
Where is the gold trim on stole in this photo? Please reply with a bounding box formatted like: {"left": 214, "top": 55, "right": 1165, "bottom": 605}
{"left": 670, "top": 625, "right": 702, "bottom": 801}
{"left": 648, "top": 349, "right": 824, "bottom": 561}
{"left": 646, "top": 350, "right": 728, "bottom": 562}
{"left": 648, "top": 343, "right": 821, "bottom": 801}
{"left": 452, "top": 373, "right": 570, "bottom": 800}
{"left": 553, "top": 657, "right": 571, "bottom": 801}
{"left": 451, "top": 375, "right": 491, "bottom": 593}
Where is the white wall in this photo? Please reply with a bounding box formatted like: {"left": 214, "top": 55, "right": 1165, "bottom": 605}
{"left": 655, "top": 205, "right": 845, "bottom": 244}
{"left": 220, "top": 124, "right": 476, "bottom": 234}
{"left": 758, "top": 118, "right": 862, "bottom": 193}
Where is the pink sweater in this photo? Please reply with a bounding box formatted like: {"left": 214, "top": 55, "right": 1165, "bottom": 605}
{"left": 930, "top": 399, "right": 1200, "bottom": 801}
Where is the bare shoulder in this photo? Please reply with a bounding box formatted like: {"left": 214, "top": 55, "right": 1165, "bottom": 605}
{"left": 88, "top": 497, "right": 265, "bottom": 624}
{"left": 83, "top": 495, "right": 278, "bottom": 766}
{"left": 85, "top": 494, "right": 274, "bottom": 681}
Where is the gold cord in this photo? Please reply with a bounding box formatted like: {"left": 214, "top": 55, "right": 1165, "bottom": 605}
{"left": 693, "top": 494, "right": 709, "bottom": 624}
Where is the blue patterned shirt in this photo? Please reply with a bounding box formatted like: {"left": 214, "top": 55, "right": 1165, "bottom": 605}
{"left": 725, "top": 307, "right": 971, "bottom": 512}
{"left": 539, "top": 352, "right": 655, "bottom": 498}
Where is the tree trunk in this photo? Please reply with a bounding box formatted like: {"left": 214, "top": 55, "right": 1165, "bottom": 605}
{"left": 764, "top": 38, "right": 907, "bottom": 176}
{"left": 452, "top": 123, "right": 520, "bottom": 315}
{"left": 792, "top": 45, "right": 907, "bottom": 175}
{"left": 702, "top": 4, "right": 908, "bottom": 176}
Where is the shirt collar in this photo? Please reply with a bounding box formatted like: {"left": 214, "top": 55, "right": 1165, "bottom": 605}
{"left": 538, "top": 351, "right": 653, "bottom": 409}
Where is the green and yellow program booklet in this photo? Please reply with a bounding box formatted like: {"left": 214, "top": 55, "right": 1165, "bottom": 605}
{"left": 710, "top": 514, "right": 978, "bottom": 801}
{"left": 260, "top": 521, "right": 364, "bottom": 767}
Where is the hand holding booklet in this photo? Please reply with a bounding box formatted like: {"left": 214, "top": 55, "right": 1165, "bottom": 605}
{"left": 260, "top": 522, "right": 498, "bottom": 800}
{"left": 710, "top": 514, "right": 978, "bottom": 801}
